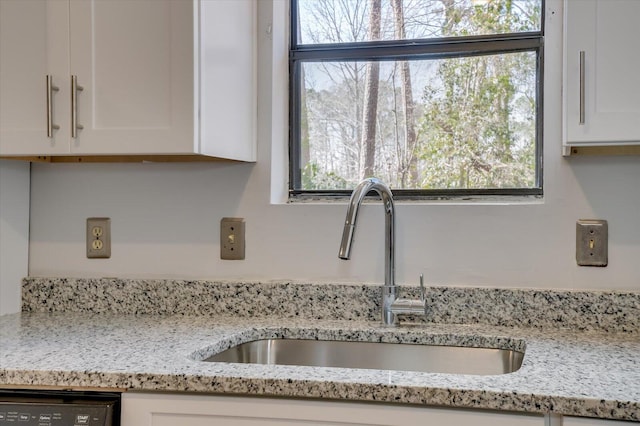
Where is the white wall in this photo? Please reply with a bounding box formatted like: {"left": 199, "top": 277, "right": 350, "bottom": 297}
{"left": 0, "top": 160, "right": 30, "bottom": 314}
{"left": 27, "top": 1, "right": 640, "bottom": 290}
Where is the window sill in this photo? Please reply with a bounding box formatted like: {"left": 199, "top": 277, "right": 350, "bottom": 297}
{"left": 286, "top": 193, "right": 544, "bottom": 206}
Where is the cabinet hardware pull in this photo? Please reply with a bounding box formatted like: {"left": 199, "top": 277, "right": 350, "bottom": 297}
{"left": 579, "top": 50, "right": 585, "bottom": 125}
{"left": 71, "top": 75, "right": 84, "bottom": 138}
{"left": 46, "top": 75, "right": 60, "bottom": 138}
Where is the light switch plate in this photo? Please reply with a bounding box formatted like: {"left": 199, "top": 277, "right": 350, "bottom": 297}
{"left": 576, "top": 219, "right": 607, "bottom": 267}
{"left": 220, "top": 217, "right": 245, "bottom": 260}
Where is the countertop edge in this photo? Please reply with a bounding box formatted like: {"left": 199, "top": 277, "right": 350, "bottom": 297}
{"left": 1, "top": 369, "right": 637, "bottom": 421}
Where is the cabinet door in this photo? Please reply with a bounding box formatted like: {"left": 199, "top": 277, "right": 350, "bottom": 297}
{"left": 564, "top": 0, "right": 640, "bottom": 146}
{"left": 563, "top": 417, "right": 634, "bottom": 425}
{"left": 199, "top": 0, "right": 257, "bottom": 161}
{"left": 68, "top": 0, "right": 195, "bottom": 155}
{"left": 0, "top": 0, "right": 70, "bottom": 155}
{"left": 122, "top": 393, "right": 544, "bottom": 426}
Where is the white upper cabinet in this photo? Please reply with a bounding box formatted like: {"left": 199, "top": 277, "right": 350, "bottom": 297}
{"left": 0, "top": 0, "right": 70, "bottom": 155}
{"left": 67, "top": 0, "right": 196, "bottom": 156}
{"left": 563, "top": 0, "right": 640, "bottom": 154}
{"left": 0, "top": 0, "right": 256, "bottom": 161}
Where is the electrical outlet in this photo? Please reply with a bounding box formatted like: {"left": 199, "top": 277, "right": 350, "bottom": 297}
{"left": 220, "top": 217, "right": 245, "bottom": 260}
{"left": 87, "top": 217, "right": 111, "bottom": 259}
{"left": 576, "top": 219, "right": 607, "bottom": 266}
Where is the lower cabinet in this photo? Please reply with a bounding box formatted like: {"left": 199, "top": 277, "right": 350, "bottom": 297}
{"left": 562, "top": 418, "right": 635, "bottom": 426}
{"left": 121, "top": 393, "right": 545, "bottom": 426}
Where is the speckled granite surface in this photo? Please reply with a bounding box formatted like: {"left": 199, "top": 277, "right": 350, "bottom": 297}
{"left": 23, "top": 277, "right": 640, "bottom": 332}
{"left": 1, "top": 278, "right": 638, "bottom": 421}
{"left": 0, "top": 313, "right": 638, "bottom": 421}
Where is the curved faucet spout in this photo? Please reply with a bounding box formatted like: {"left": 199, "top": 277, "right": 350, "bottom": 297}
{"left": 338, "top": 178, "right": 397, "bottom": 326}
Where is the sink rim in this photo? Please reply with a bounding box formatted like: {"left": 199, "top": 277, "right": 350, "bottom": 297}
{"left": 189, "top": 327, "right": 527, "bottom": 376}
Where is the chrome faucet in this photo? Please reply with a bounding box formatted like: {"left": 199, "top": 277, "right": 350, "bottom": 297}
{"left": 338, "top": 178, "right": 426, "bottom": 326}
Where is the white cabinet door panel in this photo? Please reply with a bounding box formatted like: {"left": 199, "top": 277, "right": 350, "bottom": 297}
{"left": 564, "top": 0, "right": 640, "bottom": 147}
{"left": 563, "top": 417, "right": 635, "bottom": 425}
{"left": 0, "top": 0, "right": 70, "bottom": 155}
{"left": 68, "top": 0, "right": 195, "bottom": 155}
{"left": 122, "top": 393, "right": 544, "bottom": 426}
{"left": 199, "top": 0, "right": 256, "bottom": 161}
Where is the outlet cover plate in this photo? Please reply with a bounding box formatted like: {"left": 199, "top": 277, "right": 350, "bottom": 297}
{"left": 576, "top": 219, "right": 607, "bottom": 266}
{"left": 87, "top": 217, "right": 111, "bottom": 259}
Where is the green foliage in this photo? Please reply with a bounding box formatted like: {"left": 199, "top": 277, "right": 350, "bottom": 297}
{"left": 297, "top": 0, "right": 541, "bottom": 191}
{"left": 418, "top": 0, "right": 538, "bottom": 189}
{"left": 302, "top": 163, "right": 349, "bottom": 190}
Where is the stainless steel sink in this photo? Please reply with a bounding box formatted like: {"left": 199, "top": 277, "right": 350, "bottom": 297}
{"left": 203, "top": 339, "right": 524, "bottom": 375}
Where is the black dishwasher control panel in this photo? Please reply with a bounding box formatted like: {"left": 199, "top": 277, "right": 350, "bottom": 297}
{"left": 0, "top": 391, "right": 119, "bottom": 426}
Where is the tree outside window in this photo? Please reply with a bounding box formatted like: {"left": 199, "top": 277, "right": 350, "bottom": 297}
{"left": 290, "top": 0, "right": 543, "bottom": 197}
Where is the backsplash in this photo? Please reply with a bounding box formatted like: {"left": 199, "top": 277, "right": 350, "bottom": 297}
{"left": 22, "top": 278, "right": 640, "bottom": 333}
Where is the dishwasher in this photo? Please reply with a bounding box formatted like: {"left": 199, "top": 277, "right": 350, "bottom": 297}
{"left": 0, "top": 389, "right": 120, "bottom": 425}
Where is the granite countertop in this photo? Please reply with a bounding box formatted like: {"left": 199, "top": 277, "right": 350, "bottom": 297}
{"left": 0, "top": 278, "right": 639, "bottom": 421}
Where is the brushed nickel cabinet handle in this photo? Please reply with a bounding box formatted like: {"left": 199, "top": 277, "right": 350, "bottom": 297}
{"left": 46, "top": 75, "right": 60, "bottom": 138}
{"left": 71, "top": 75, "right": 84, "bottom": 138}
{"left": 579, "top": 50, "right": 585, "bottom": 125}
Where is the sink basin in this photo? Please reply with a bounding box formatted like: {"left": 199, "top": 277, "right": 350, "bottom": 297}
{"left": 203, "top": 339, "right": 524, "bottom": 375}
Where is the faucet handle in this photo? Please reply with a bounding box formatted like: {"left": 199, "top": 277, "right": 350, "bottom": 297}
{"left": 389, "top": 274, "right": 427, "bottom": 318}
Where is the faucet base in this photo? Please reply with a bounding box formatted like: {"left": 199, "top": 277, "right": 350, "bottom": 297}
{"left": 382, "top": 285, "right": 398, "bottom": 326}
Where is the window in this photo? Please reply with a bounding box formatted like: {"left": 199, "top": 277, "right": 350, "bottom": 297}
{"left": 289, "top": 0, "right": 544, "bottom": 198}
